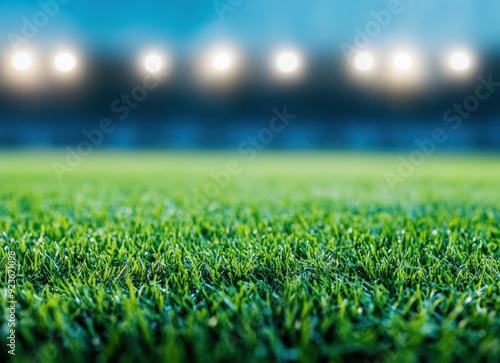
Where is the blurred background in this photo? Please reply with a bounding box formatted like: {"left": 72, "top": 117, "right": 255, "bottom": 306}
{"left": 0, "top": 0, "right": 499, "bottom": 150}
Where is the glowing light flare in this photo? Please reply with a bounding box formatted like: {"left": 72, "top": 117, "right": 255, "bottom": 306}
{"left": 450, "top": 52, "right": 470, "bottom": 71}
{"left": 195, "top": 46, "right": 241, "bottom": 86}
{"left": 55, "top": 53, "right": 76, "bottom": 72}
{"left": 213, "top": 53, "right": 232, "bottom": 71}
{"left": 394, "top": 53, "right": 413, "bottom": 71}
{"left": 145, "top": 54, "right": 162, "bottom": 73}
{"left": 276, "top": 52, "right": 299, "bottom": 74}
{"left": 355, "top": 52, "right": 374, "bottom": 71}
{"left": 12, "top": 52, "right": 32, "bottom": 71}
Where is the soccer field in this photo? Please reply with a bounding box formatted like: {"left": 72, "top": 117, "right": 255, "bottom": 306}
{"left": 1, "top": 152, "right": 499, "bottom": 362}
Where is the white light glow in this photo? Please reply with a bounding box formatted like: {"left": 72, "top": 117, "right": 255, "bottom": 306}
{"left": 55, "top": 53, "right": 76, "bottom": 72}
{"left": 276, "top": 52, "right": 299, "bottom": 73}
{"left": 394, "top": 53, "right": 413, "bottom": 71}
{"left": 450, "top": 52, "right": 470, "bottom": 71}
{"left": 12, "top": 52, "right": 32, "bottom": 71}
{"left": 213, "top": 53, "right": 232, "bottom": 71}
{"left": 145, "top": 54, "right": 162, "bottom": 73}
{"left": 355, "top": 52, "right": 374, "bottom": 71}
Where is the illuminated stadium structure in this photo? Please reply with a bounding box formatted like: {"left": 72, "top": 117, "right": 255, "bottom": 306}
{"left": 6, "top": 48, "right": 474, "bottom": 77}
{"left": 2, "top": 45, "right": 493, "bottom": 149}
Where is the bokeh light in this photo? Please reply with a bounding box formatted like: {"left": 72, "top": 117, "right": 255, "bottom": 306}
{"left": 449, "top": 52, "right": 470, "bottom": 71}
{"left": 55, "top": 53, "right": 76, "bottom": 72}
{"left": 213, "top": 53, "right": 232, "bottom": 71}
{"left": 11, "top": 52, "right": 32, "bottom": 71}
{"left": 145, "top": 54, "right": 162, "bottom": 73}
{"left": 355, "top": 52, "right": 374, "bottom": 71}
{"left": 276, "top": 52, "right": 299, "bottom": 74}
{"left": 394, "top": 53, "right": 413, "bottom": 71}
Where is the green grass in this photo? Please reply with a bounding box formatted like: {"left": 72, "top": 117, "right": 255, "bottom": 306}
{"left": 1, "top": 152, "right": 499, "bottom": 363}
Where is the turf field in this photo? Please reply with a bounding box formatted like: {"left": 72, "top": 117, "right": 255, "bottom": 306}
{"left": 1, "top": 152, "right": 499, "bottom": 363}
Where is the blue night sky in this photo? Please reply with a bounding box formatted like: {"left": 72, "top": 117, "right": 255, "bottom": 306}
{"left": 1, "top": 0, "right": 499, "bottom": 53}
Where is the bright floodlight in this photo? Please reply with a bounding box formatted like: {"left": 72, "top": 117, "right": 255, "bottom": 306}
{"left": 12, "top": 52, "right": 32, "bottom": 71}
{"left": 277, "top": 52, "right": 299, "bottom": 73}
{"left": 55, "top": 53, "right": 76, "bottom": 72}
{"left": 450, "top": 53, "right": 470, "bottom": 71}
{"left": 213, "top": 53, "right": 231, "bottom": 71}
{"left": 145, "top": 54, "right": 162, "bottom": 73}
{"left": 355, "top": 52, "right": 374, "bottom": 71}
{"left": 394, "top": 53, "right": 413, "bottom": 71}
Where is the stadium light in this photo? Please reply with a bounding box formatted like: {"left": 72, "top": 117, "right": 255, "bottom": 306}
{"left": 355, "top": 52, "right": 374, "bottom": 71}
{"left": 145, "top": 54, "right": 162, "bottom": 73}
{"left": 394, "top": 53, "right": 413, "bottom": 71}
{"left": 12, "top": 52, "right": 32, "bottom": 71}
{"left": 276, "top": 52, "right": 299, "bottom": 74}
{"left": 213, "top": 53, "right": 232, "bottom": 71}
{"left": 55, "top": 53, "right": 76, "bottom": 72}
{"left": 449, "top": 52, "right": 470, "bottom": 71}
{"left": 2, "top": 48, "right": 483, "bottom": 82}
{"left": 196, "top": 45, "right": 240, "bottom": 84}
